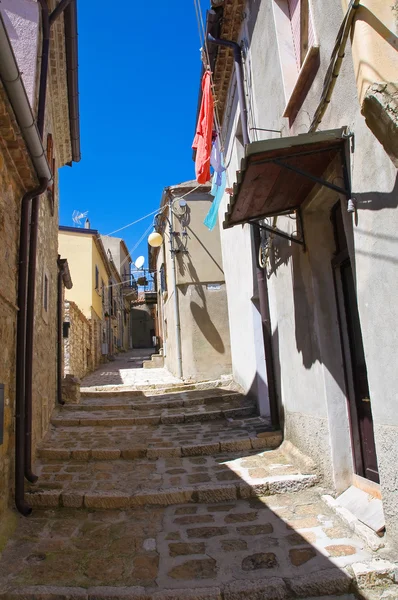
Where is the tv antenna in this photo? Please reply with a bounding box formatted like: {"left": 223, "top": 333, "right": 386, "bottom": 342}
{"left": 72, "top": 210, "right": 88, "bottom": 227}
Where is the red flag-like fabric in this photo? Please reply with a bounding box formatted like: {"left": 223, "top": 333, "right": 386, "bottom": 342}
{"left": 192, "top": 71, "right": 214, "bottom": 184}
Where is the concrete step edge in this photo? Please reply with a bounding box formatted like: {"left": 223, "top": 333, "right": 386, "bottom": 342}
{"left": 0, "top": 570, "right": 363, "bottom": 600}
{"left": 25, "top": 473, "right": 320, "bottom": 510}
{"left": 37, "top": 431, "right": 283, "bottom": 461}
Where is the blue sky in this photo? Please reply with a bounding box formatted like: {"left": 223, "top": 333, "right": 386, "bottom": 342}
{"left": 59, "top": 0, "right": 209, "bottom": 267}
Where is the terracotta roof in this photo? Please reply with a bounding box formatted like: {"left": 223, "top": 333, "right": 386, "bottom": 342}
{"left": 210, "top": 0, "right": 245, "bottom": 126}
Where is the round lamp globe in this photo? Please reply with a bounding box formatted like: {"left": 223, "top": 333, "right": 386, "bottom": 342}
{"left": 148, "top": 231, "right": 163, "bottom": 248}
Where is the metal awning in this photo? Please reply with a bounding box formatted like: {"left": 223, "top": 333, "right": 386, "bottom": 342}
{"left": 223, "top": 128, "right": 350, "bottom": 230}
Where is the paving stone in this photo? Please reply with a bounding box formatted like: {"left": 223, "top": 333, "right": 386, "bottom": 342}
{"left": 223, "top": 577, "right": 288, "bottom": 600}
{"left": 325, "top": 544, "right": 357, "bottom": 557}
{"left": 84, "top": 493, "right": 130, "bottom": 509}
{"left": 289, "top": 547, "right": 317, "bottom": 566}
{"left": 173, "top": 515, "right": 214, "bottom": 525}
{"left": 224, "top": 512, "right": 257, "bottom": 523}
{"left": 168, "top": 542, "right": 206, "bottom": 557}
{"left": 88, "top": 586, "right": 151, "bottom": 599}
{"left": 237, "top": 523, "right": 273, "bottom": 536}
{"left": 221, "top": 539, "right": 248, "bottom": 552}
{"left": 167, "top": 558, "right": 217, "bottom": 580}
{"left": 186, "top": 526, "right": 229, "bottom": 539}
{"left": 242, "top": 552, "right": 278, "bottom": 570}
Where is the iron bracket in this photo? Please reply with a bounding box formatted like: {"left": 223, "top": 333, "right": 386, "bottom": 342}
{"left": 250, "top": 208, "right": 305, "bottom": 249}
{"left": 273, "top": 158, "right": 350, "bottom": 197}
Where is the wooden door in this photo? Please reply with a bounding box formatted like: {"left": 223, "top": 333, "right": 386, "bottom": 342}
{"left": 332, "top": 203, "right": 379, "bottom": 483}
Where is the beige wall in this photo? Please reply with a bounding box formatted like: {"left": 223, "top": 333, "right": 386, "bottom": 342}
{"left": 58, "top": 231, "right": 93, "bottom": 318}
{"left": 156, "top": 191, "right": 232, "bottom": 381}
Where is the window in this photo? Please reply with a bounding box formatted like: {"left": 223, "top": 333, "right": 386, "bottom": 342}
{"left": 42, "top": 267, "right": 50, "bottom": 323}
{"left": 273, "top": 0, "right": 319, "bottom": 122}
{"left": 43, "top": 274, "right": 48, "bottom": 312}
{"left": 95, "top": 265, "right": 99, "bottom": 290}
{"left": 46, "top": 133, "right": 55, "bottom": 215}
{"left": 160, "top": 264, "right": 167, "bottom": 293}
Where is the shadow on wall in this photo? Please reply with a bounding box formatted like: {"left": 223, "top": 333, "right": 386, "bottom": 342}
{"left": 355, "top": 171, "right": 398, "bottom": 212}
{"left": 190, "top": 301, "right": 225, "bottom": 354}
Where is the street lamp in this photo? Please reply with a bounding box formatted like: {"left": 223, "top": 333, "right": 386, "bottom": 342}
{"left": 148, "top": 231, "right": 163, "bottom": 248}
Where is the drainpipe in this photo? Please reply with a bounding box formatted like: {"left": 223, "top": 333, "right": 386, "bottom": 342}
{"left": 168, "top": 193, "right": 183, "bottom": 380}
{"left": 207, "top": 34, "right": 279, "bottom": 428}
{"left": 15, "top": 179, "right": 49, "bottom": 515}
{"left": 24, "top": 0, "right": 75, "bottom": 484}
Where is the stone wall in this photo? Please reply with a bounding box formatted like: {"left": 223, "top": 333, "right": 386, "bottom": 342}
{"left": 64, "top": 301, "right": 92, "bottom": 380}
{"left": 0, "top": 83, "right": 38, "bottom": 519}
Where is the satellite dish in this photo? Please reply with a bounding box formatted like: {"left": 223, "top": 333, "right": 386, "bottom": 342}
{"left": 172, "top": 198, "right": 188, "bottom": 217}
{"left": 135, "top": 256, "right": 145, "bottom": 269}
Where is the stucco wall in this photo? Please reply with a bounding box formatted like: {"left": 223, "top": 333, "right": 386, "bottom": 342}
{"left": 0, "top": 0, "right": 40, "bottom": 106}
{"left": 217, "top": 0, "right": 398, "bottom": 542}
{"left": 156, "top": 192, "right": 232, "bottom": 381}
{"left": 131, "top": 304, "right": 155, "bottom": 348}
{"left": 58, "top": 232, "right": 93, "bottom": 318}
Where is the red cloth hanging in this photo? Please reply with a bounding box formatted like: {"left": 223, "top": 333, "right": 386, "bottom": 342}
{"left": 192, "top": 71, "right": 214, "bottom": 184}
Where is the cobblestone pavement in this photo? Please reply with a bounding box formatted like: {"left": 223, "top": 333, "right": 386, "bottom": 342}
{"left": 81, "top": 350, "right": 181, "bottom": 389}
{"left": 1, "top": 368, "right": 397, "bottom": 599}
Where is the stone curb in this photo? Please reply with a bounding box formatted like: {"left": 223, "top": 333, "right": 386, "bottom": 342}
{"left": 50, "top": 405, "right": 256, "bottom": 428}
{"left": 2, "top": 565, "right": 389, "bottom": 600}
{"left": 37, "top": 431, "right": 283, "bottom": 461}
{"left": 322, "top": 494, "right": 386, "bottom": 552}
{"left": 25, "top": 472, "right": 318, "bottom": 509}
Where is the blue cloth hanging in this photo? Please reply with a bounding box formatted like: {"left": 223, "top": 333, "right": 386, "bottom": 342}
{"left": 204, "top": 170, "right": 226, "bottom": 231}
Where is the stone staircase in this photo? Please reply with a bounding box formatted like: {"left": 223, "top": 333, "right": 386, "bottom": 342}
{"left": 1, "top": 385, "right": 395, "bottom": 599}
{"left": 143, "top": 353, "right": 165, "bottom": 369}
{"left": 26, "top": 387, "right": 320, "bottom": 509}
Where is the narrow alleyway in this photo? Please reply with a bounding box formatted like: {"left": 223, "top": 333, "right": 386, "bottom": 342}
{"left": 1, "top": 358, "right": 397, "bottom": 599}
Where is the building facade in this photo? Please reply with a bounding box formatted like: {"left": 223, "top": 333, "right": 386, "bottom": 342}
{"left": 150, "top": 180, "right": 232, "bottom": 381}
{"left": 0, "top": 0, "right": 80, "bottom": 519}
{"left": 101, "top": 235, "right": 136, "bottom": 351}
{"left": 204, "top": 0, "right": 398, "bottom": 544}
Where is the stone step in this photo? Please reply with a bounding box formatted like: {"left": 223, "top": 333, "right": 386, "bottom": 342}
{"left": 51, "top": 403, "right": 256, "bottom": 427}
{"left": 27, "top": 446, "right": 318, "bottom": 507}
{"left": 65, "top": 390, "right": 247, "bottom": 412}
{"left": 37, "top": 418, "right": 281, "bottom": 461}
{"left": 30, "top": 446, "right": 311, "bottom": 502}
{"left": 80, "top": 378, "right": 235, "bottom": 398}
{"left": 143, "top": 354, "right": 165, "bottom": 369}
{"left": 38, "top": 431, "right": 282, "bottom": 461}
{"left": 2, "top": 488, "right": 386, "bottom": 599}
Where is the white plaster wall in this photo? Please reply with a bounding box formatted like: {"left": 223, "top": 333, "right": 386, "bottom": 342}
{"left": 218, "top": 0, "right": 398, "bottom": 540}
{"left": 0, "top": 0, "right": 40, "bottom": 107}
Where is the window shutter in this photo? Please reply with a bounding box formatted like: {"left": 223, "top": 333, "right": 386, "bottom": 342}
{"left": 287, "top": 0, "right": 301, "bottom": 70}
{"left": 287, "top": 0, "right": 315, "bottom": 69}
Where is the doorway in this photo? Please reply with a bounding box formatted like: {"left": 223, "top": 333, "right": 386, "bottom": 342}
{"left": 331, "top": 202, "right": 379, "bottom": 483}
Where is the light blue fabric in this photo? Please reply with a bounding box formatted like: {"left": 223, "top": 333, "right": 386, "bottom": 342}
{"left": 204, "top": 170, "right": 226, "bottom": 231}
{"left": 210, "top": 171, "right": 218, "bottom": 197}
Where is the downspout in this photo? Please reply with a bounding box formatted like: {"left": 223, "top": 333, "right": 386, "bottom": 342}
{"left": 0, "top": 12, "right": 52, "bottom": 515}
{"left": 57, "top": 260, "right": 65, "bottom": 407}
{"left": 24, "top": 0, "right": 75, "bottom": 484}
{"left": 167, "top": 192, "right": 183, "bottom": 380}
{"left": 207, "top": 34, "right": 279, "bottom": 428}
{"left": 15, "top": 179, "right": 49, "bottom": 516}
